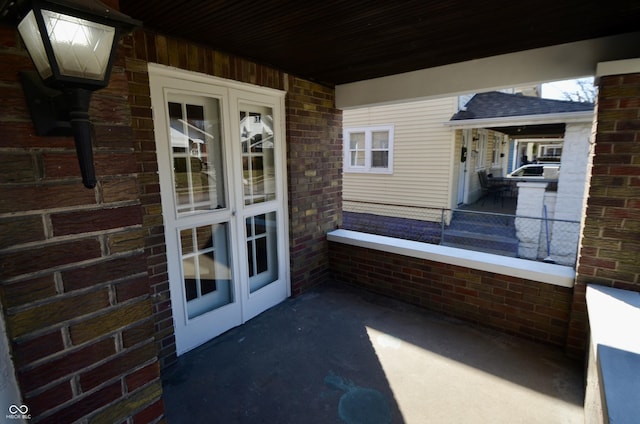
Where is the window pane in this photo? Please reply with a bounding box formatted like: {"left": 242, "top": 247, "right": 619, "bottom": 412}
{"left": 255, "top": 214, "right": 266, "bottom": 235}
{"left": 372, "top": 131, "right": 389, "bottom": 149}
{"left": 180, "top": 223, "right": 233, "bottom": 319}
{"left": 241, "top": 107, "right": 275, "bottom": 205}
{"left": 351, "top": 151, "right": 365, "bottom": 167}
{"left": 372, "top": 151, "right": 388, "bottom": 168}
{"left": 246, "top": 212, "right": 278, "bottom": 293}
{"left": 180, "top": 228, "right": 194, "bottom": 254}
{"left": 349, "top": 132, "right": 365, "bottom": 149}
{"left": 256, "top": 237, "right": 268, "bottom": 274}
{"left": 168, "top": 95, "right": 226, "bottom": 214}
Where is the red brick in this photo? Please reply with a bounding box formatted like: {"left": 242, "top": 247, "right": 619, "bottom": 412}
{"left": 103, "top": 178, "right": 140, "bottom": 203}
{"left": 126, "top": 362, "right": 161, "bottom": 392}
{"left": 0, "top": 215, "right": 44, "bottom": 248}
{"left": 39, "top": 382, "right": 122, "bottom": 424}
{"left": 454, "top": 286, "right": 479, "bottom": 297}
{"left": 0, "top": 183, "right": 96, "bottom": 214}
{"left": 132, "top": 399, "right": 165, "bottom": 424}
{"left": 115, "top": 275, "right": 150, "bottom": 302}
{"left": 93, "top": 124, "right": 135, "bottom": 149}
{"left": 0, "top": 85, "right": 29, "bottom": 119}
{"left": 62, "top": 254, "right": 147, "bottom": 291}
{"left": 7, "top": 289, "right": 110, "bottom": 340}
{"left": 94, "top": 153, "right": 138, "bottom": 176}
{"left": 0, "top": 152, "right": 38, "bottom": 183}
{"left": 0, "top": 238, "right": 101, "bottom": 281}
{"left": 11, "top": 330, "right": 64, "bottom": 368}
{"left": 80, "top": 342, "right": 156, "bottom": 391}
{"left": 0, "top": 274, "right": 56, "bottom": 309}
{"left": 580, "top": 256, "right": 616, "bottom": 269}
{"left": 70, "top": 300, "right": 153, "bottom": 345}
{"left": 20, "top": 338, "right": 115, "bottom": 393}
{"left": 535, "top": 305, "right": 570, "bottom": 320}
{"left": 122, "top": 320, "right": 155, "bottom": 349}
{"left": 51, "top": 205, "right": 143, "bottom": 236}
{"left": 26, "top": 380, "right": 73, "bottom": 416}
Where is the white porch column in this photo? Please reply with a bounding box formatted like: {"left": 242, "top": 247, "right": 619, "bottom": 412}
{"left": 515, "top": 182, "right": 548, "bottom": 260}
{"left": 549, "top": 122, "right": 593, "bottom": 265}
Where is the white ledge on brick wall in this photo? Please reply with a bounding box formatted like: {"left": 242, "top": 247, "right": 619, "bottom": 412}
{"left": 585, "top": 285, "right": 640, "bottom": 424}
{"left": 327, "top": 229, "right": 575, "bottom": 288}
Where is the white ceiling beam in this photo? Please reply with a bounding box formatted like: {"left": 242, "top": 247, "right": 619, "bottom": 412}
{"left": 336, "top": 32, "right": 640, "bottom": 109}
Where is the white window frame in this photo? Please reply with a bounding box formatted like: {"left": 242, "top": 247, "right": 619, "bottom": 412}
{"left": 344, "top": 125, "right": 394, "bottom": 174}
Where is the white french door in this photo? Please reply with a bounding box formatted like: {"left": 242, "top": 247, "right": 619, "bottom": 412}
{"left": 149, "top": 65, "right": 289, "bottom": 355}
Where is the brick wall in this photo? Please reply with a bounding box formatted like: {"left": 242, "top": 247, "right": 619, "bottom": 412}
{"left": 0, "top": 22, "right": 164, "bottom": 423}
{"left": 567, "top": 71, "right": 640, "bottom": 357}
{"left": 329, "top": 243, "right": 573, "bottom": 347}
{"left": 286, "top": 77, "right": 342, "bottom": 296}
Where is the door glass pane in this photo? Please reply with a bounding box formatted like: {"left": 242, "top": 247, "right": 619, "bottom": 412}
{"left": 240, "top": 107, "right": 275, "bottom": 205}
{"left": 169, "top": 95, "right": 226, "bottom": 214}
{"left": 180, "top": 223, "right": 233, "bottom": 319}
{"left": 245, "top": 212, "right": 278, "bottom": 293}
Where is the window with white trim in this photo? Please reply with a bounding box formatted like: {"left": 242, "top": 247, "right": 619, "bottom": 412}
{"left": 344, "top": 125, "right": 394, "bottom": 173}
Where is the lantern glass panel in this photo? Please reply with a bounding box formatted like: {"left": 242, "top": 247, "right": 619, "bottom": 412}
{"left": 18, "top": 10, "right": 53, "bottom": 79}
{"left": 42, "top": 9, "right": 116, "bottom": 81}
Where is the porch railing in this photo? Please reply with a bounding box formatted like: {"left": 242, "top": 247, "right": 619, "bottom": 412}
{"left": 342, "top": 204, "right": 580, "bottom": 267}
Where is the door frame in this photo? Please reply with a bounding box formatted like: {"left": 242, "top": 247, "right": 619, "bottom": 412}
{"left": 457, "top": 129, "right": 471, "bottom": 205}
{"left": 148, "top": 64, "right": 290, "bottom": 355}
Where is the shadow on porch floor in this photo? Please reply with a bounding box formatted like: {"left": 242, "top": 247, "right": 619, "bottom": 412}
{"left": 161, "top": 282, "right": 584, "bottom": 423}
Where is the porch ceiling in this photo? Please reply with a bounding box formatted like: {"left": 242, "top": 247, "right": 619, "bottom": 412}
{"left": 119, "top": 1, "right": 640, "bottom": 86}
{"left": 488, "top": 124, "right": 566, "bottom": 138}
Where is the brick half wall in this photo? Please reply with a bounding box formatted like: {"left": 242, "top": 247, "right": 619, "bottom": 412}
{"left": 329, "top": 242, "right": 573, "bottom": 347}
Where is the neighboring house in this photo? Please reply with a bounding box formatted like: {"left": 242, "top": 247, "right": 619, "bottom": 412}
{"left": 449, "top": 92, "right": 594, "bottom": 265}
{"left": 449, "top": 91, "right": 594, "bottom": 205}
{"left": 343, "top": 92, "right": 594, "bottom": 257}
{"left": 343, "top": 97, "right": 459, "bottom": 237}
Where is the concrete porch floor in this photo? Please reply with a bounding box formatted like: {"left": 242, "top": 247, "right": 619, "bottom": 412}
{"left": 161, "top": 282, "right": 584, "bottom": 423}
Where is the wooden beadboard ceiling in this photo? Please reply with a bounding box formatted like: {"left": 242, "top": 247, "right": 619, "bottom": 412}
{"left": 120, "top": 0, "right": 640, "bottom": 86}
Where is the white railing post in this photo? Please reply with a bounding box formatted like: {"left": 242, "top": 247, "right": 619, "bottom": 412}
{"left": 515, "top": 182, "right": 548, "bottom": 260}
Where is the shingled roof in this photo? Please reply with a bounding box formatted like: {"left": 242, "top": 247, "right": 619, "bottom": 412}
{"left": 450, "top": 91, "right": 594, "bottom": 121}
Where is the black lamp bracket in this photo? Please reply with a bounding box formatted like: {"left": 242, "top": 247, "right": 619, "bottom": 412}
{"left": 20, "top": 70, "right": 97, "bottom": 188}
{"left": 20, "top": 70, "right": 73, "bottom": 136}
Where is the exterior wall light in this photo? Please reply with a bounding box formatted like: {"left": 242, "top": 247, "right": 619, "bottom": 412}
{"left": 9, "top": 0, "right": 140, "bottom": 188}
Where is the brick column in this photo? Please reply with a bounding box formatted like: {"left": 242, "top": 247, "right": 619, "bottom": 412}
{"left": 567, "top": 60, "right": 640, "bottom": 358}
{"left": 286, "top": 77, "right": 342, "bottom": 296}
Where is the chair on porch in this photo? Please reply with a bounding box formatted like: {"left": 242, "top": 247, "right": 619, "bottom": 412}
{"left": 477, "top": 170, "right": 508, "bottom": 206}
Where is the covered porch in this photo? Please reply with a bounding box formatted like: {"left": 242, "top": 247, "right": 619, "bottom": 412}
{"left": 1, "top": 1, "right": 638, "bottom": 422}
{"left": 162, "top": 282, "right": 584, "bottom": 423}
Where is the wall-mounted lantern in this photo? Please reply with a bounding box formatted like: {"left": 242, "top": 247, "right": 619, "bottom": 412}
{"left": 7, "top": 0, "right": 140, "bottom": 188}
